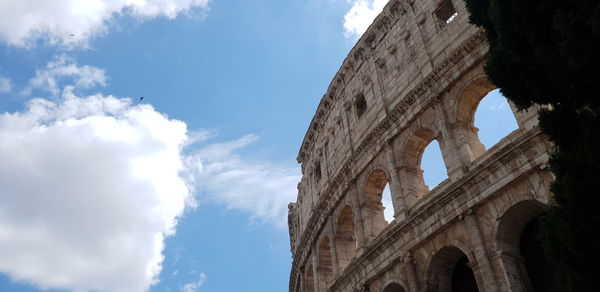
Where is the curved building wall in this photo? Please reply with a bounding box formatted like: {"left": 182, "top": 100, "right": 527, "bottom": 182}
{"left": 288, "top": 1, "right": 553, "bottom": 292}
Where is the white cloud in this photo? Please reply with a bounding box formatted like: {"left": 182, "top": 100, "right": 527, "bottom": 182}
{"left": 0, "top": 55, "right": 299, "bottom": 291}
{"left": 0, "top": 0, "right": 211, "bottom": 48}
{"left": 0, "top": 76, "right": 12, "bottom": 93}
{"left": 180, "top": 273, "right": 207, "bottom": 292}
{"left": 343, "top": 0, "right": 389, "bottom": 39}
{"left": 0, "top": 90, "right": 194, "bottom": 292}
{"left": 187, "top": 135, "right": 301, "bottom": 228}
{"left": 23, "top": 54, "right": 107, "bottom": 96}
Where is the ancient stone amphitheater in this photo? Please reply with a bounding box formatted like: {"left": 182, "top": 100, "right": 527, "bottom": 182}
{"left": 287, "top": 1, "right": 555, "bottom": 292}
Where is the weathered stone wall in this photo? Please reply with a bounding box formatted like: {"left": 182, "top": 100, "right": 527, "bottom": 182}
{"left": 288, "top": 0, "right": 552, "bottom": 291}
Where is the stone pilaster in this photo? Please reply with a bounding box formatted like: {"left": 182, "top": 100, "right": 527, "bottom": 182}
{"left": 463, "top": 210, "right": 499, "bottom": 292}
{"left": 385, "top": 139, "right": 408, "bottom": 220}
{"left": 404, "top": 254, "right": 420, "bottom": 292}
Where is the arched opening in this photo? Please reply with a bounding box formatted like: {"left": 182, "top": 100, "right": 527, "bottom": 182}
{"left": 474, "top": 89, "right": 519, "bottom": 149}
{"left": 317, "top": 236, "right": 334, "bottom": 291}
{"left": 457, "top": 80, "right": 520, "bottom": 162}
{"left": 382, "top": 282, "right": 406, "bottom": 292}
{"left": 421, "top": 140, "right": 448, "bottom": 189}
{"left": 520, "top": 217, "right": 557, "bottom": 292}
{"left": 335, "top": 205, "right": 357, "bottom": 271}
{"left": 496, "top": 200, "right": 555, "bottom": 292}
{"left": 305, "top": 263, "right": 315, "bottom": 292}
{"left": 401, "top": 128, "right": 449, "bottom": 202}
{"left": 362, "top": 170, "right": 391, "bottom": 240}
{"left": 451, "top": 255, "right": 479, "bottom": 292}
{"left": 428, "top": 246, "right": 480, "bottom": 292}
{"left": 381, "top": 183, "right": 394, "bottom": 222}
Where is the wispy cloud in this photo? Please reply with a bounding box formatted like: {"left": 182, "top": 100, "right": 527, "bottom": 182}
{"left": 180, "top": 273, "right": 207, "bottom": 292}
{"left": 0, "top": 0, "right": 212, "bottom": 48}
{"left": 185, "top": 134, "right": 301, "bottom": 228}
{"left": 23, "top": 54, "right": 107, "bottom": 96}
{"left": 488, "top": 102, "right": 507, "bottom": 111}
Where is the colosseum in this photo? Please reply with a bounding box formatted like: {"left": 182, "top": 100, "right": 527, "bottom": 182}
{"left": 287, "top": 1, "right": 555, "bottom": 292}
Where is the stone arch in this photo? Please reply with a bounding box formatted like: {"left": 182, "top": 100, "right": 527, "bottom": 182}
{"left": 495, "top": 200, "right": 555, "bottom": 292}
{"left": 398, "top": 127, "right": 448, "bottom": 204}
{"left": 382, "top": 282, "right": 406, "bottom": 292}
{"left": 427, "top": 246, "right": 480, "bottom": 292}
{"left": 454, "top": 78, "right": 521, "bottom": 162}
{"left": 361, "top": 169, "right": 391, "bottom": 241}
{"left": 317, "top": 236, "right": 334, "bottom": 291}
{"left": 335, "top": 205, "right": 358, "bottom": 272}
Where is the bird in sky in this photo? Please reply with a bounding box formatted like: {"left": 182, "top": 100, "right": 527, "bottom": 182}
{"left": 70, "top": 34, "right": 75, "bottom": 37}
{"left": 140, "top": 96, "right": 144, "bottom": 101}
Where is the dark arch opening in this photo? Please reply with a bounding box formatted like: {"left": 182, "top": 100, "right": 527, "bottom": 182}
{"left": 382, "top": 282, "right": 406, "bottom": 292}
{"left": 496, "top": 200, "right": 555, "bottom": 292}
{"left": 520, "top": 217, "right": 557, "bottom": 292}
{"left": 428, "top": 246, "right": 480, "bottom": 292}
{"left": 451, "top": 256, "right": 479, "bottom": 292}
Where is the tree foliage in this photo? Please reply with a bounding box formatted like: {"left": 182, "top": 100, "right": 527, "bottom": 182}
{"left": 465, "top": 0, "right": 600, "bottom": 291}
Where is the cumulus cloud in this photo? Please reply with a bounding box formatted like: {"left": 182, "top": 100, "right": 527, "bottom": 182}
{"left": 0, "top": 55, "right": 299, "bottom": 291}
{"left": 23, "top": 54, "right": 107, "bottom": 96}
{"left": 0, "top": 76, "right": 11, "bottom": 93}
{"left": 180, "top": 273, "right": 207, "bottom": 292}
{"left": 0, "top": 90, "right": 194, "bottom": 292}
{"left": 343, "top": 0, "right": 389, "bottom": 39}
{"left": 186, "top": 134, "right": 301, "bottom": 228}
{"left": 0, "top": 0, "right": 211, "bottom": 48}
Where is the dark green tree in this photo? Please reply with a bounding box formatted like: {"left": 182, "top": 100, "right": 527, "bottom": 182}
{"left": 464, "top": 0, "right": 600, "bottom": 291}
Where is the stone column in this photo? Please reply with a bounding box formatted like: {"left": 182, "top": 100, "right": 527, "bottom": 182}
{"left": 328, "top": 221, "right": 341, "bottom": 277}
{"left": 385, "top": 139, "right": 408, "bottom": 221}
{"left": 348, "top": 180, "right": 368, "bottom": 250}
{"left": 463, "top": 210, "right": 499, "bottom": 292}
{"left": 312, "top": 254, "right": 320, "bottom": 292}
{"left": 433, "top": 98, "right": 469, "bottom": 180}
{"left": 299, "top": 271, "right": 304, "bottom": 292}
{"left": 491, "top": 250, "right": 532, "bottom": 292}
{"left": 404, "top": 254, "right": 421, "bottom": 292}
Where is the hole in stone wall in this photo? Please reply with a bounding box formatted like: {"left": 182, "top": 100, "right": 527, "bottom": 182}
{"left": 363, "top": 170, "right": 391, "bottom": 239}
{"left": 435, "top": 0, "right": 458, "bottom": 24}
{"left": 474, "top": 89, "right": 519, "bottom": 149}
{"left": 381, "top": 183, "right": 394, "bottom": 223}
{"left": 421, "top": 140, "right": 447, "bottom": 189}
{"left": 355, "top": 94, "right": 368, "bottom": 118}
{"left": 451, "top": 256, "right": 479, "bottom": 292}
{"left": 314, "top": 162, "right": 322, "bottom": 182}
{"left": 383, "top": 283, "right": 407, "bottom": 292}
{"left": 520, "top": 217, "right": 558, "bottom": 292}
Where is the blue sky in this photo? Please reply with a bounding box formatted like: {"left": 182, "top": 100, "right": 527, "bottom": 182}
{"left": 0, "top": 1, "right": 518, "bottom": 292}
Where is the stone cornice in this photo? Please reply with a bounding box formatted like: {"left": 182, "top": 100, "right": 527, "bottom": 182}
{"left": 289, "top": 28, "right": 488, "bottom": 291}
{"left": 296, "top": 0, "right": 423, "bottom": 164}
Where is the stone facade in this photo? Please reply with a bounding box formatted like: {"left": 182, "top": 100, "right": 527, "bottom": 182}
{"left": 287, "top": 1, "right": 554, "bottom": 292}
